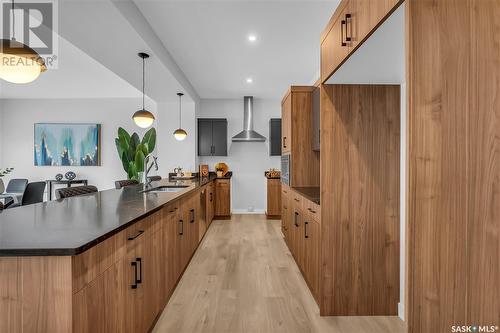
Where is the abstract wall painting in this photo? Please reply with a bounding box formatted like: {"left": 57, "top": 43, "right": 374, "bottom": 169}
{"left": 34, "top": 123, "right": 101, "bottom": 166}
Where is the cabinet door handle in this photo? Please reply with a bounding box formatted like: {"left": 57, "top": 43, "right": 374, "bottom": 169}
{"left": 190, "top": 208, "right": 195, "bottom": 223}
{"left": 131, "top": 261, "right": 138, "bottom": 289}
{"left": 283, "top": 137, "right": 287, "bottom": 148}
{"left": 128, "top": 230, "right": 144, "bottom": 241}
{"left": 210, "top": 192, "right": 213, "bottom": 202}
{"left": 294, "top": 212, "right": 299, "bottom": 227}
{"left": 136, "top": 257, "right": 142, "bottom": 284}
{"left": 345, "top": 13, "right": 352, "bottom": 42}
{"left": 341, "top": 19, "right": 347, "bottom": 46}
{"left": 179, "top": 219, "right": 184, "bottom": 235}
{"left": 304, "top": 221, "right": 309, "bottom": 238}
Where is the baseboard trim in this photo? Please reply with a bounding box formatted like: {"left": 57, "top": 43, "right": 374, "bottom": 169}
{"left": 232, "top": 209, "right": 266, "bottom": 214}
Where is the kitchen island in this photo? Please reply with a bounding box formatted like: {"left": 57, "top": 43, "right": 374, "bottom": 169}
{"left": 0, "top": 175, "right": 225, "bottom": 333}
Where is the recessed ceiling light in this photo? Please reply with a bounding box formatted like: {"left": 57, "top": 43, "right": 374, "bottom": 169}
{"left": 246, "top": 77, "right": 253, "bottom": 84}
{"left": 248, "top": 34, "right": 257, "bottom": 42}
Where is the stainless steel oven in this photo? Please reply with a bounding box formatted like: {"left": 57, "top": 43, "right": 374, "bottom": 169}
{"left": 281, "top": 154, "right": 290, "bottom": 186}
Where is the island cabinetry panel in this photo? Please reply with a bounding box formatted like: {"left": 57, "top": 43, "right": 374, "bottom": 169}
{"left": 215, "top": 178, "right": 231, "bottom": 218}
{"left": 206, "top": 181, "right": 215, "bottom": 225}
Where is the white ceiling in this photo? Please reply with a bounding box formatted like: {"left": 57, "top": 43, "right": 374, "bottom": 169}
{"left": 134, "top": 0, "right": 340, "bottom": 99}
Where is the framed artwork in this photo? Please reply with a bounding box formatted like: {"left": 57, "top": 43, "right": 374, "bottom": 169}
{"left": 34, "top": 123, "right": 101, "bottom": 166}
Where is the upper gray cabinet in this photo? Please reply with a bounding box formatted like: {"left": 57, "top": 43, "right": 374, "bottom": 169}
{"left": 269, "top": 118, "right": 282, "bottom": 156}
{"left": 312, "top": 87, "right": 320, "bottom": 151}
{"left": 198, "top": 118, "right": 228, "bottom": 156}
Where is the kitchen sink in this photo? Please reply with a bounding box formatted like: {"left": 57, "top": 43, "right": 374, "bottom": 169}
{"left": 144, "top": 185, "right": 190, "bottom": 193}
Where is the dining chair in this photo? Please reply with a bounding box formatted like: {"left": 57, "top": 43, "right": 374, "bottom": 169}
{"left": 56, "top": 185, "right": 98, "bottom": 199}
{"left": 6, "top": 182, "right": 46, "bottom": 208}
{"left": 0, "top": 178, "right": 28, "bottom": 206}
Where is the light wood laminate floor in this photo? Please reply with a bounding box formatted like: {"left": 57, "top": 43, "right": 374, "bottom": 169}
{"left": 153, "top": 214, "right": 406, "bottom": 333}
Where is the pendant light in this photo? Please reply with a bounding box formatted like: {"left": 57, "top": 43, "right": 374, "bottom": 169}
{"left": 0, "top": 0, "right": 47, "bottom": 84}
{"left": 132, "top": 52, "right": 155, "bottom": 128}
{"left": 173, "top": 92, "right": 187, "bottom": 141}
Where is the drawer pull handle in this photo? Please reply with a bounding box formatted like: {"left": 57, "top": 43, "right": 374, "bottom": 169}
{"left": 131, "top": 262, "right": 138, "bottom": 289}
{"left": 136, "top": 257, "right": 142, "bottom": 284}
{"left": 345, "top": 13, "right": 352, "bottom": 42}
{"left": 294, "top": 212, "right": 299, "bottom": 227}
{"left": 308, "top": 208, "right": 317, "bottom": 214}
{"left": 304, "top": 221, "right": 309, "bottom": 238}
{"left": 341, "top": 19, "right": 347, "bottom": 46}
{"left": 179, "top": 219, "right": 184, "bottom": 235}
{"left": 294, "top": 198, "right": 300, "bottom": 202}
{"left": 128, "top": 230, "right": 144, "bottom": 241}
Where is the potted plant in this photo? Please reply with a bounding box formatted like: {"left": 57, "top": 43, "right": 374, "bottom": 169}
{"left": 0, "top": 168, "right": 14, "bottom": 194}
{"left": 115, "top": 127, "right": 156, "bottom": 181}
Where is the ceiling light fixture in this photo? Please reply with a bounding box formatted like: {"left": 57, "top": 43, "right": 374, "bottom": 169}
{"left": 248, "top": 34, "right": 257, "bottom": 42}
{"left": 246, "top": 77, "right": 253, "bottom": 84}
{"left": 132, "top": 52, "right": 155, "bottom": 128}
{"left": 173, "top": 92, "right": 187, "bottom": 141}
{"left": 0, "top": 0, "right": 47, "bottom": 84}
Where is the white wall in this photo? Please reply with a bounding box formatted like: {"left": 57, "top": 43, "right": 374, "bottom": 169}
{"left": 198, "top": 98, "right": 281, "bottom": 213}
{"left": 0, "top": 98, "right": 160, "bottom": 194}
{"left": 156, "top": 101, "right": 196, "bottom": 175}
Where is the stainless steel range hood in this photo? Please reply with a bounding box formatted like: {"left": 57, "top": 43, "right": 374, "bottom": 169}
{"left": 232, "top": 96, "right": 266, "bottom": 142}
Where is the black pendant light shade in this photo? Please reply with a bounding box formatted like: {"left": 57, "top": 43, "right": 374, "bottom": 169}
{"left": 0, "top": 0, "right": 46, "bottom": 84}
{"left": 173, "top": 92, "right": 187, "bottom": 141}
{"left": 133, "top": 52, "right": 155, "bottom": 128}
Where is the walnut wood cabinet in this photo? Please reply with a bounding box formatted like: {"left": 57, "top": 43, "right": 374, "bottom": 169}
{"left": 281, "top": 184, "right": 321, "bottom": 303}
{"left": 320, "top": 0, "right": 402, "bottom": 82}
{"left": 266, "top": 178, "right": 281, "bottom": 218}
{"left": 280, "top": 86, "right": 320, "bottom": 187}
{"left": 214, "top": 178, "right": 231, "bottom": 218}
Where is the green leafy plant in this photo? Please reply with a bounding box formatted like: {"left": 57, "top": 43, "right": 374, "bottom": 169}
{"left": 0, "top": 168, "right": 14, "bottom": 178}
{"left": 115, "top": 127, "right": 156, "bottom": 181}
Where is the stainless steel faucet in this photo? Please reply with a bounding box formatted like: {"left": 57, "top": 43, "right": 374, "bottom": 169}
{"left": 143, "top": 153, "right": 158, "bottom": 188}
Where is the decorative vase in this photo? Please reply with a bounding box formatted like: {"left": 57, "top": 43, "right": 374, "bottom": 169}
{"left": 65, "top": 171, "right": 76, "bottom": 181}
{"left": 217, "top": 171, "right": 223, "bottom": 178}
{"left": 55, "top": 173, "right": 63, "bottom": 181}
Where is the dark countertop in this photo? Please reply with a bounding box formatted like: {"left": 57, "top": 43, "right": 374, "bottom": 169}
{"left": 292, "top": 187, "right": 320, "bottom": 205}
{"left": 0, "top": 176, "right": 218, "bottom": 257}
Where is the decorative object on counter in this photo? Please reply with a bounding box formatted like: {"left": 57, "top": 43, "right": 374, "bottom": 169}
{"left": 132, "top": 52, "right": 155, "bottom": 128}
{"left": 115, "top": 127, "right": 156, "bottom": 181}
{"left": 0, "top": 0, "right": 46, "bottom": 84}
{"left": 214, "top": 162, "right": 229, "bottom": 176}
{"left": 34, "top": 123, "right": 101, "bottom": 166}
{"left": 199, "top": 164, "right": 209, "bottom": 177}
{"left": 173, "top": 92, "right": 188, "bottom": 141}
{"left": 265, "top": 168, "right": 281, "bottom": 178}
{"left": 216, "top": 167, "right": 223, "bottom": 178}
{"left": 55, "top": 173, "right": 63, "bottom": 181}
{"left": 174, "top": 166, "right": 183, "bottom": 177}
{"left": 64, "top": 171, "right": 76, "bottom": 181}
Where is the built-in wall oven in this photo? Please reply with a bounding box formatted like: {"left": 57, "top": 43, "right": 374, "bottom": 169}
{"left": 281, "top": 154, "right": 290, "bottom": 186}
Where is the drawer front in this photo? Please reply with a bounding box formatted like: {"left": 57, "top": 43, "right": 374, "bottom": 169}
{"left": 303, "top": 199, "right": 320, "bottom": 223}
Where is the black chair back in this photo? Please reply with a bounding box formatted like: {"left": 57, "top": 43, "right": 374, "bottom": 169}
{"left": 5, "top": 179, "right": 28, "bottom": 193}
{"left": 115, "top": 179, "right": 139, "bottom": 189}
{"left": 22, "top": 182, "right": 46, "bottom": 206}
{"left": 56, "top": 185, "right": 98, "bottom": 199}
